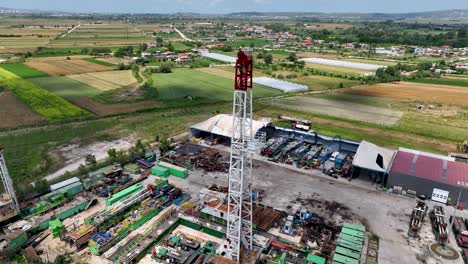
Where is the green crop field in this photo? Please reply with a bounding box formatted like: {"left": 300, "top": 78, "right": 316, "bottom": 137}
{"left": 223, "top": 38, "right": 273, "bottom": 48}
{"left": 0, "top": 68, "right": 92, "bottom": 121}
{"left": 0, "top": 63, "right": 48, "bottom": 78}
{"left": 409, "top": 78, "right": 468, "bottom": 87}
{"left": 150, "top": 68, "right": 281, "bottom": 102}
{"left": 293, "top": 75, "right": 360, "bottom": 90}
{"left": 172, "top": 42, "right": 191, "bottom": 51}
{"left": 30, "top": 76, "right": 102, "bottom": 101}
{"left": 82, "top": 57, "right": 115, "bottom": 67}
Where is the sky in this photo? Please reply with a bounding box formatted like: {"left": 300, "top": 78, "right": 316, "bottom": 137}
{"left": 1, "top": 0, "right": 468, "bottom": 14}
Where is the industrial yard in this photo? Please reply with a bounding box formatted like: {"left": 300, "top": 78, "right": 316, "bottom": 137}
{"left": 0, "top": 4, "right": 467, "bottom": 264}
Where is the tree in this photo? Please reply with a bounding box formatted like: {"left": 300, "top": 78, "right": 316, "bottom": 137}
{"left": 294, "top": 60, "right": 305, "bottom": 69}
{"left": 287, "top": 52, "right": 297, "bottom": 62}
{"left": 107, "top": 148, "right": 117, "bottom": 161}
{"left": 156, "top": 37, "right": 163, "bottom": 44}
{"left": 85, "top": 154, "right": 97, "bottom": 167}
{"left": 263, "top": 53, "right": 273, "bottom": 64}
{"left": 167, "top": 43, "right": 175, "bottom": 52}
{"left": 458, "top": 28, "right": 467, "bottom": 39}
{"left": 140, "top": 43, "right": 148, "bottom": 52}
{"left": 160, "top": 62, "right": 173, "bottom": 73}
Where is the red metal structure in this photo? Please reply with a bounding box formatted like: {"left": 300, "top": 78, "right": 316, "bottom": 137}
{"left": 234, "top": 49, "right": 253, "bottom": 91}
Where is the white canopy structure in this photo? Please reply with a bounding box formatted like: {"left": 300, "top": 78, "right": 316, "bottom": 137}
{"left": 190, "top": 114, "right": 270, "bottom": 139}
{"left": 253, "top": 77, "right": 308, "bottom": 93}
{"left": 353, "top": 141, "right": 396, "bottom": 173}
{"left": 200, "top": 52, "right": 237, "bottom": 63}
{"left": 300, "top": 58, "right": 385, "bottom": 71}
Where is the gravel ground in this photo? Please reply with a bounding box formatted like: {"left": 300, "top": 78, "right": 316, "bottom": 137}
{"left": 168, "top": 144, "right": 465, "bottom": 264}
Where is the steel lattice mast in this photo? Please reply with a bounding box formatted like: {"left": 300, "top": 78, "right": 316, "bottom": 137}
{"left": 0, "top": 145, "right": 19, "bottom": 214}
{"left": 226, "top": 48, "right": 254, "bottom": 262}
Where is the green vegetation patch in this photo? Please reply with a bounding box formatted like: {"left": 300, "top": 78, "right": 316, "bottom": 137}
{"left": 0, "top": 63, "right": 48, "bottom": 79}
{"left": 151, "top": 68, "right": 281, "bottom": 102}
{"left": 0, "top": 119, "right": 118, "bottom": 191}
{"left": 82, "top": 57, "right": 115, "bottom": 67}
{"left": 293, "top": 75, "right": 360, "bottom": 90}
{"left": 0, "top": 68, "right": 92, "bottom": 121}
{"left": 409, "top": 78, "right": 468, "bottom": 87}
{"left": 29, "top": 76, "right": 102, "bottom": 101}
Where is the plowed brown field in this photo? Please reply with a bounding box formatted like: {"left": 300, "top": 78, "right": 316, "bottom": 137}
{"left": 0, "top": 92, "right": 44, "bottom": 129}
{"left": 343, "top": 82, "right": 468, "bottom": 106}
{"left": 25, "top": 57, "right": 112, "bottom": 76}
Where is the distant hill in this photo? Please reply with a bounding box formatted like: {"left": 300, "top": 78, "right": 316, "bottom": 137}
{"left": 0, "top": 6, "right": 467, "bottom": 21}
{"left": 229, "top": 9, "right": 468, "bottom": 21}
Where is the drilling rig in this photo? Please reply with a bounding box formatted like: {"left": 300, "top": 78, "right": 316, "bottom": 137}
{"left": 0, "top": 145, "right": 20, "bottom": 222}
{"left": 225, "top": 48, "right": 254, "bottom": 262}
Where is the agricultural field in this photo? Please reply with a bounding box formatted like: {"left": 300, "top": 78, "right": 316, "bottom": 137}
{"left": 196, "top": 67, "right": 267, "bottom": 79}
{"left": 266, "top": 95, "right": 403, "bottom": 125}
{"left": 344, "top": 82, "right": 468, "bottom": 106}
{"left": 288, "top": 74, "right": 360, "bottom": 90}
{"left": 0, "top": 91, "right": 44, "bottom": 129}
{"left": 0, "top": 68, "right": 92, "bottom": 121}
{"left": 96, "top": 57, "right": 132, "bottom": 65}
{"left": 0, "top": 63, "right": 48, "bottom": 78}
{"left": 29, "top": 77, "right": 102, "bottom": 101}
{"left": 305, "top": 63, "right": 370, "bottom": 76}
{"left": 67, "top": 70, "right": 137, "bottom": 91}
{"left": 82, "top": 57, "right": 115, "bottom": 66}
{"left": 408, "top": 77, "right": 468, "bottom": 87}
{"left": 305, "top": 23, "right": 353, "bottom": 30}
{"left": 73, "top": 97, "right": 160, "bottom": 116}
{"left": 49, "top": 23, "right": 154, "bottom": 48}
{"left": 151, "top": 68, "right": 281, "bottom": 102}
{"left": 0, "top": 36, "right": 51, "bottom": 53}
{"left": 342, "top": 57, "right": 398, "bottom": 66}
{"left": 25, "top": 56, "right": 113, "bottom": 76}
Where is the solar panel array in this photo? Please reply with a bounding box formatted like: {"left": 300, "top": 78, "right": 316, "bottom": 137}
{"left": 253, "top": 77, "right": 308, "bottom": 93}
{"left": 300, "top": 58, "right": 385, "bottom": 71}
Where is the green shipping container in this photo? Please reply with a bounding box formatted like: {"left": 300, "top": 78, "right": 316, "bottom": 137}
{"left": 152, "top": 166, "right": 169, "bottom": 178}
{"left": 7, "top": 231, "right": 28, "bottom": 251}
{"left": 64, "top": 182, "right": 84, "bottom": 199}
{"left": 157, "top": 161, "right": 188, "bottom": 179}
{"left": 106, "top": 183, "right": 143, "bottom": 207}
{"left": 56, "top": 199, "right": 89, "bottom": 220}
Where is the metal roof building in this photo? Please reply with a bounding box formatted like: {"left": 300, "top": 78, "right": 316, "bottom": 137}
{"left": 387, "top": 148, "right": 468, "bottom": 204}
{"left": 50, "top": 177, "right": 80, "bottom": 192}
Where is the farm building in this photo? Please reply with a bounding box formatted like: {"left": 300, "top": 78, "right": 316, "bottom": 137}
{"left": 387, "top": 148, "right": 468, "bottom": 204}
